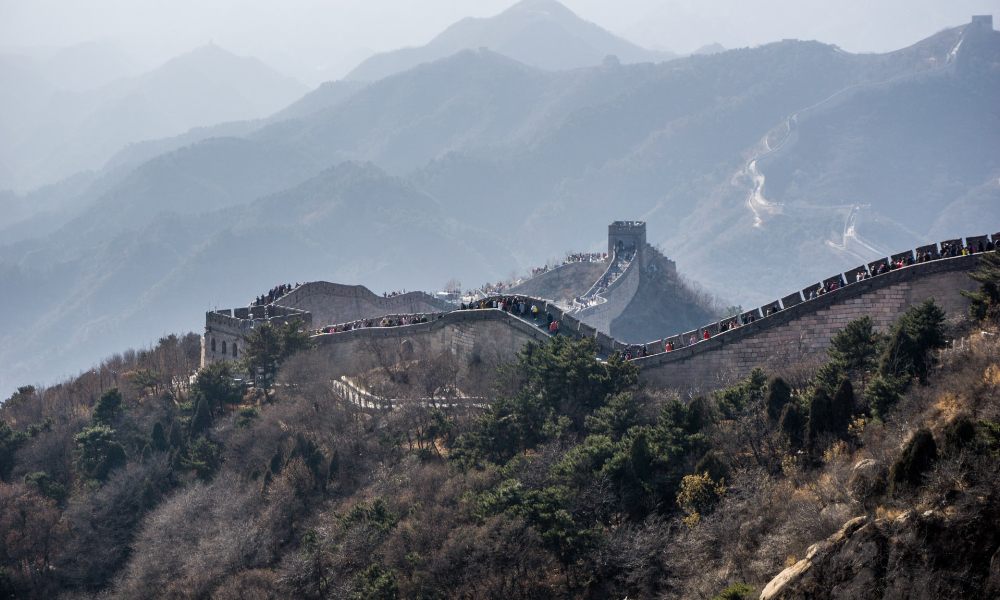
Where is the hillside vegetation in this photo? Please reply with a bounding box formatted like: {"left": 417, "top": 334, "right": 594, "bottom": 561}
{"left": 2, "top": 253, "right": 999, "bottom": 599}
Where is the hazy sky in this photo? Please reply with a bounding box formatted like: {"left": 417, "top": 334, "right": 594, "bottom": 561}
{"left": 2, "top": 0, "right": 997, "bottom": 85}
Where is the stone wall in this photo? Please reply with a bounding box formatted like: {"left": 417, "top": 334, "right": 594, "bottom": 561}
{"left": 637, "top": 255, "right": 980, "bottom": 391}
{"left": 573, "top": 253, "right": 642, "bottom": 334}
{"left": 509, "top": 260, "right": 608, "bottom": 302}
{"left": 275, "top": 282, "right": 452, "bottom": 328}
{"left": 308, "top": 309, "right": 551, "bottom": 381}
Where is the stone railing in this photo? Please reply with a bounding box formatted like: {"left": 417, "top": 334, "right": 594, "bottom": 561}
{"left": 626, "top": 233, "right": 995, "bottom": 366}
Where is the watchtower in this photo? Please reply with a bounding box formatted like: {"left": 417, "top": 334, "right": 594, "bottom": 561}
{"left": 608, "top": 221, "right": 646, "bottom": 258}
{"left": 970, "top": 15, "right": 993, "bottom": 30}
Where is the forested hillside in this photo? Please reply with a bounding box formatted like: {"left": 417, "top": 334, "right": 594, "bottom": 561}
{"left": 2, "top": 253, "right": 999, "bottom": 599}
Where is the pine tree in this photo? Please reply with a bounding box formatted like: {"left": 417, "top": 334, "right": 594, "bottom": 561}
{"left": 140, "top": 443, "right": 152, "bottom": 462}
{"left": 93, "top": 442, "right": 127, "bottom": 481}
{"left": 961, "top": 249, "right": 1000, "bottom": 322}
{"left": 91, "top": 387, "right": 124, "bottom": 426}
{"left": 151, "top": 421, "right": 167, "bottom": 452}
{"left": 765, "top": 377, "right": 792, "bottom": 423}
{"left": 878, "top": 299, "right": 948, "bottom": 382}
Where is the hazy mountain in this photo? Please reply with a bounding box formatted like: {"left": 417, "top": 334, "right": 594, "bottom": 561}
{"left": 0, "top": 162, "right": 512, "bottom": 395}
{"left": 692, "top": 43, "right": 726, "bottom": 55}
{"left": 0, "top": 44, "right": 308, "bottom": 191}
{"left": 1, "top": 18, "right": 997, "bottom": 396}
{"left": 26, "top": 40, "right": 143, "bottom": 91}
{"left": 102, "top": 79, "right": 369, "bottom": 175}
{"left": 345, "top": 0, "right": 675, "bottom": 82}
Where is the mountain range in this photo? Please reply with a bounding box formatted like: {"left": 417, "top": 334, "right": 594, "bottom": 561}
{"left": 0, "top": 5, "right": 997, "bottom": 397}
{"left": 0, "top": 44, "right": 307, "bottom": 192}
{"left": 345, "top": 0, "right": 676, "bottom": 82}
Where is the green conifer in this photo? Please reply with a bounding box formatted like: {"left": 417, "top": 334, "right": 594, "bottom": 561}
{"left": 269, "top": 449, "right": 284, "bottom": 475}
{"left": 806, "top": 388, "right": 834, "bottom": 451}
{"left": 168, "top": 421, "right": 184, "bottom": 448}
{"left": 151, "top": 421, "right": 167, "bottom": 451}
{"left": 189, "top": 398, "right": 212, "bottom": 439}
{"left": 831, "top": 377, "right": 855, "bottom": 435}
{"left": 778, "top": 402, "right": 806, "bottom": 449}
{"left": 91, "top": 387, "right": 124, "bottom": 426}
{"left": 889, "top": 428, "right": 938, "bottom": 491}
{"left": 765, "top": 377, "right": 792, "bottom": 423}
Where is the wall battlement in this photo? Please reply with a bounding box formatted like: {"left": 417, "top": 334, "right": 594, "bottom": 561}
{"left": 202, "top": 231, "right": 996, "bottom": 391}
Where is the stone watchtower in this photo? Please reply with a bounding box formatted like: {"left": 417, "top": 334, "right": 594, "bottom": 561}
{"left": 608, "top": 221, "right": 646, "bottom": 258}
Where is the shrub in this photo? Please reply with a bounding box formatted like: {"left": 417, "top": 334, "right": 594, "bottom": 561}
{"left": 766, "top": 377, "right": 792, "bottom": 422}
{"left": 865, "top": 374, "right": 909, "bottom": 422}
{"left": 712, "top": 583, "right": 756, "bottom": 600}
{"left": 351, "top": 563, "right": 398, "bottom": 600}
{"left": 778, "top": 402, "right": 806, "bottom": 448}
{"left": 889, "top": 428, "right": 938, "bottom": 492}
{"left": 942, "top": 416, "right": 977, "bottom": 456}
{"left": 676, "top": 472, "right": 725, "bottom": 526}
{"left": 694, "top": 450, "right": 729, "bottom": 484}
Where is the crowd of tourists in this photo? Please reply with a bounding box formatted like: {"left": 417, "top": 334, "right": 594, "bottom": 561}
{"left": 461, "top": 296, "right": 537, "bottom": 319}
{"left": 383, "top": 290, "right": 407, "bottom": 297}
{"left": 529, "top": 252, "right": 607, "bottom": 277}
{"left": 252, "top": 283, "right": 298, "bottom": 306}
{"left": 622, "top": 345, "right": 650, "bottom": 360}
{"left": 317, "top": 314, "right": 430, "bottom": 334}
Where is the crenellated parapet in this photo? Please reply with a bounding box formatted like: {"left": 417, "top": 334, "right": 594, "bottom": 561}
{"left": 202, "top": 231, "right": 997, "bottom": 392}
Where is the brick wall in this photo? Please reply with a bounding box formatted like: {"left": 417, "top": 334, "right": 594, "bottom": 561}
{"left": 637, "top": 257, "right": 980, "bottom": 392}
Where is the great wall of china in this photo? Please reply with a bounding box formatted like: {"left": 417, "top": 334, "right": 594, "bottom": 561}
{"left": 203, "top": 224, "right": 997, "bottom": 392}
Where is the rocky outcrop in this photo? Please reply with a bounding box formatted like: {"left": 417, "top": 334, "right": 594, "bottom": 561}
{"left": 760, "top": 503, "right": 1000, "bottom": 600}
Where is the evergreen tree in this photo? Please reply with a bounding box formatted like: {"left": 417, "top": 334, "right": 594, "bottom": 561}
{"left": 942, "top": 416, "right": 977, "bottom": 456}
{"left": 168, "top": 420, "right": 184, "bottom": 448}
{"left": 889, "top": 428, "right": 938, "bottom": 491}
{"left": 92, "top": 441, "right": 126, "bottom": 481}
{"left": 694, "top": 450, "right": 729, "bottom": 484}
{"left": 765, "top": 377, "right": 792, "bottom": 423}
{"left": 140, "top": 443, "right": 152, "bottom": 462}
{"left": 328, "top": 450, "right": 340, "bottom": 482}
{"left": 151, "top": 421, "right": 167, "bottom": 452}
{"left": 240, "top": 319, "right": 314, "bottom": 396}
{"left": 91, "top": 387, "right": 124, "bottom": 426}
{"left": 269, "top": 449, "right": 284, "bottom": 475}
{"left": 831, "top": 377, "right": 855, "bottom": 435}
{"left": 878, "top": 299, "right": 948, "bottom": 382}
{"left": 805, "top": 388, "right": 834, "bottom": 451}
{"left": 827, "top": 315, "right": 882, "bottom": 379}
{"left": 192, "top": 360, "right": 243, "bottom": 415}
{"left": 961, "top": 249, "right": 1000, "bottom": 322}
{"left": 778, "top": 402, "right": 806, "bottom": 449}
{"left": 189, "top": 398, "right": 212, "bottom": 439}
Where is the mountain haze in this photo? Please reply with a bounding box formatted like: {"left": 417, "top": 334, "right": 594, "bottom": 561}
{"left": 345, "top": 0, "right": 676, "bottom": 82}
{"left": 0, "top": 15, "right": 997, "bottom": 397}
{"left": 0, "top": 44, "right": 307, "bottom": 191}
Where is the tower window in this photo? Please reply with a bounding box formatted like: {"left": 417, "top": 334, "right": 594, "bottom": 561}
{"left": 222, "top": 341, "right": 227, "bottom": 355}
{"left": 211, "top": 338, "right": 216, "bottom": 352}
{"left": 232, "top": 343, "right": 238, "bottom": 357}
